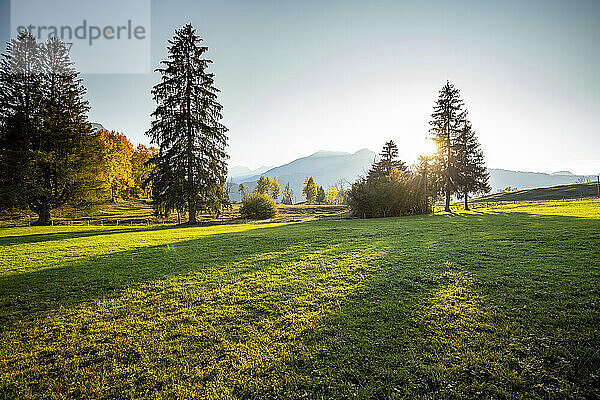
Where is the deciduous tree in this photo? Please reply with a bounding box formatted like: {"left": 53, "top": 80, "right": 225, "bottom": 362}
{"left": 0, "top": 32, "right": 94, "bottom": 224}
{"left": 255, "top": 176, "right": 270, "bottom": 195}
{"left": 238, "top": 183, "right": 248, "bottom": 199}
{"left": 269, "top": 176, "right": 280, "bottom": 201}
{"left": 96, "top": 130, "right": 134, "bottom": 202}
{"left": 302, "top": 176, "right": 317, "bottom": 204}
{"left": 131, "top": 144, "right": 157, "bottom": 199}
{"left": 326, "top": 185, "right": 338, "bottom": 204}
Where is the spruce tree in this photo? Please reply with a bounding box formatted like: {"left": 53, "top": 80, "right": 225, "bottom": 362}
{"left": 147, "top": 24, "right": 228, "bottom": 223}
{"left": 453, "top": 119, "right": 490, "bottom": 210}
{"left": 0, "top": 31, "right": 42, "bottom": 211}
{"left": 429, "top": 81, "right": 465, "bottom": 212}
{"left": 282, "top": 183, "right": 293, "bottom": 205}
{"left": 0, "top": 33, "right": 94, "bottom": 224}
{"left": 368, "top": 140, "right": 406, "bottom": 179}
{"left": 316, "top": 185, "right": 326, "bottom": 204}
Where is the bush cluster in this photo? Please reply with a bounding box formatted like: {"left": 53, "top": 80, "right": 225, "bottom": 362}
{"left": 239, "top": 193, "right": 278, "bottom": 219}
{"left": 348, "top": 170, "right": 431, "bottom": 218}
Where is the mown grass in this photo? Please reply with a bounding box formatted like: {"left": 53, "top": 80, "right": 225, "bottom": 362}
{"left": 0, "top": 200, "right": 599, "bottom": 399}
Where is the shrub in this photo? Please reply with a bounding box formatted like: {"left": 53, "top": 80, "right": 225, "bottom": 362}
{"left": 239, "top": 193, "right": 278, "bottom": 219}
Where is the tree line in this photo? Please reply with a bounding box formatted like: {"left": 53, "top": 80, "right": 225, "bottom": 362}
{"left": 0, "top": 31, "right": 158, "bottom": 224}
{"left": 0, "top": 25, "right": 229, "bottom": 225}
{"left": 237, "top": 175, "right": 348, "bottom": 206}
{"left": 0, "top": 25, "right": 488, "bottom": 224}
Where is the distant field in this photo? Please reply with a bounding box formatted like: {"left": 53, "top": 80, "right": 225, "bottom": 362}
{"left": 473, "top": 181, "right": 599, "bottom": 203}
{"left": 1, "top": 200, "right": 599, "bottom": 399}
{"left": 0, "top": 201, "right": 350, "bottom": 227}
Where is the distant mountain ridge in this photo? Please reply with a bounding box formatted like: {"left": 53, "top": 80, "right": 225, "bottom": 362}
{"left": 229, "top": 149, "right": 376, "bottom": 202}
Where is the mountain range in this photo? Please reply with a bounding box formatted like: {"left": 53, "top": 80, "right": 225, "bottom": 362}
{"left": 228, "top": 149, "right": 595, "bottom": 202}
{"left": 229, "top": 149, "right": 376, "bottom": 202}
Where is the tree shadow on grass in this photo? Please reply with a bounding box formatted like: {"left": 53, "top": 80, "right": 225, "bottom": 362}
{"left": 0, "top": 222, "right": 223, "bottom": 247}
{"left": 0, "top": 223, "right": 348, "bottom": 329}
{"left": 0, "top": 212, "right": 599, "bottom": 398}
{"left": 0, "top": 229, "right": 390, "bottom": 399}
{"left": 277, "top": 212, "right": 600, "bottom": 399}
{"left": 283, "top": 256, "right": 600, "bottom": 399}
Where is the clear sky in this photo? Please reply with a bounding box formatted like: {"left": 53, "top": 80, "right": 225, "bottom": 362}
{"left": 1, "top": 0, "right": 599, "bottom": 174}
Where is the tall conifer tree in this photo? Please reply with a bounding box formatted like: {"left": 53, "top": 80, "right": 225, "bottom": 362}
{"left": 453, "top": 119, "right": 490, "bottom": 210}
{"left": 147, "top": 24, "right": 228, "bottom": 223}
{"left": 429, "top": 81, "right": 465, "bottom": 211}
{"left": 316, "top": 185, "right": 326, "bottom": 204}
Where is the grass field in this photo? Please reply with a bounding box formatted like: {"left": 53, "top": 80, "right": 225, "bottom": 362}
{"left": 1, "top": 200, "right": 599, "bottom": 399}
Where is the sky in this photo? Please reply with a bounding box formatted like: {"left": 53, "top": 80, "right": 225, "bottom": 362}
{"left": 1, "top": 0, "right": 599, "bottom": 174}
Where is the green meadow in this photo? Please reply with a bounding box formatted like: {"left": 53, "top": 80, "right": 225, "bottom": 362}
{"left": 1, "top": 200, "right": 599, "bottom": 399}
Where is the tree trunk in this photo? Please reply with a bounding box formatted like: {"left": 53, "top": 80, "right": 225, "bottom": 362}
{"left": 185, "top": 53, "right": 196, "bottom": 225}
{"left": 464, "top": 192, "right": 469, "bottom": 211}
{"left": 445, "top": 120, "right": 452, "bottom": 212}
{"left": 33, "top": 201, "right": 52, "bottom": 226}
{"left": 188, "top": 204, "right": 196, "bottom": 224}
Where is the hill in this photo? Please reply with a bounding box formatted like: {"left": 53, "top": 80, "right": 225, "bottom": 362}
{"left": 488, "top": 168, "right": 593, "bottom": 193}
{"left": 474, "top": 181, "right": 599, "bottom": 203}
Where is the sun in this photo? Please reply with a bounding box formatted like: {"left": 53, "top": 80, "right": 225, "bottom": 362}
{"left": 424, "top": 138, "right": 438, "bottom": 156}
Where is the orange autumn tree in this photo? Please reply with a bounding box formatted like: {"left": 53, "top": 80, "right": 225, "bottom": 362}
{"left": 131, "top": 144, "right": 158, "bottom": 199}
{"left": 96, "top": 130, "right": 135, "bottom": 202}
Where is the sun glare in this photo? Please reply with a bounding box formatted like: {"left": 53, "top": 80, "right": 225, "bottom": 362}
{"left": 424, "top": 139, "right": 438, "bottom": 156}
